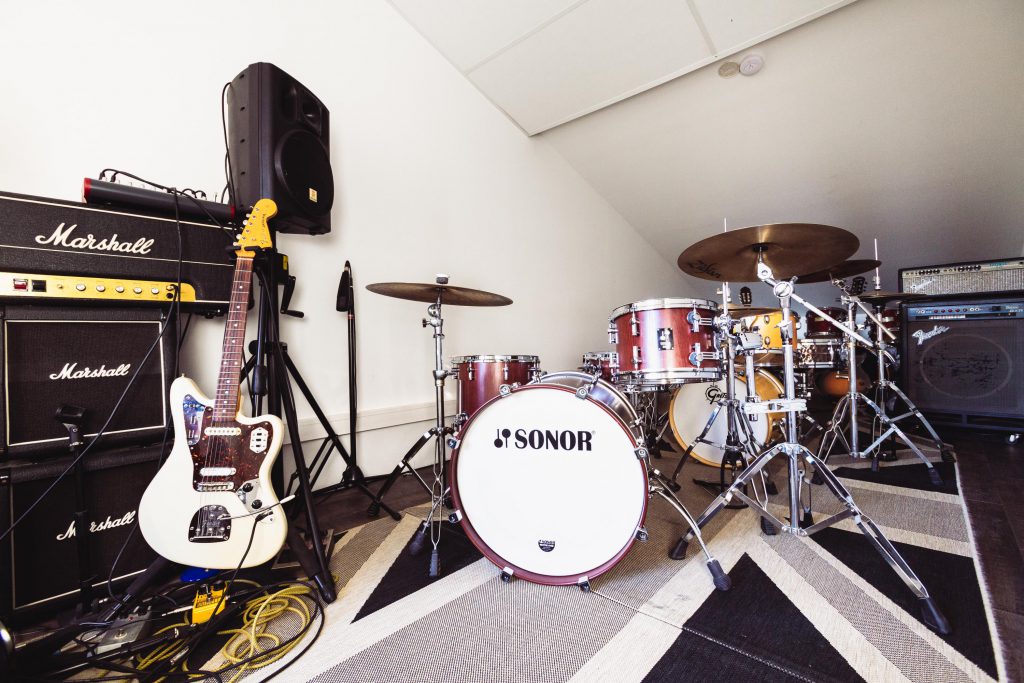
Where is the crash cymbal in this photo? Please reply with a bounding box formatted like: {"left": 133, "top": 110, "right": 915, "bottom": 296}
{"left": 856, "top": 290, "right": 926, "bottom": 304}
{"left": 724, "top": 306, "right": 779, "bottom": 318}
{"left": 677, "top": 223, "right": 859, "bottom": 282}
{"left": 366, "top": 282, "right": 512, "bottom": 306}
{"left": 796, "top": 259, "right": 881, "bottom": 283}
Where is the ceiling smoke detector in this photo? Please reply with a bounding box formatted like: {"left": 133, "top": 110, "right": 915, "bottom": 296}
{"left": 718, "top": 61, "right": 740, "bottom": 78}
{"left": 739, "top": 53, "right": 765, "bottom": 76}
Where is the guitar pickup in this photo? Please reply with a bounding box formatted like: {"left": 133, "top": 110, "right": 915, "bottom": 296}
{"left": 200, "top": 466, "right": 237, "bottom": 477}
{"left": 204, "top": 426, "right": 242, "bottom": 437}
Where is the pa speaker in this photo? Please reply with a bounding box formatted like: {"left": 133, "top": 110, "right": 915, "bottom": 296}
{"left": 227, "top": 62, "right": 334, "bottom": 235}
{"left": 0, "top": 305, "right": 174, "bottom": 458}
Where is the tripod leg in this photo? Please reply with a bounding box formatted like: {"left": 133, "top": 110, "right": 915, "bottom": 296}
{"left": 367, "top": 428, "right": 436, "bottom": 516}
{"left": 856, "top": 393, "right": 943, "bottom": 486}
{"left": 806, "top": 451, "right": 950, "bottom": 634}
{"left": 669, "top": 402, "right": 725, "bottom": 488}
{"left": 885, "top": 382, "right": 955, "bottom": 462}
{"left": 651, "top": 483, "right": 730, "bottom": 591}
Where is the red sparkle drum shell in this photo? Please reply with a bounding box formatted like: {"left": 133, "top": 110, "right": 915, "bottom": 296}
{"left": 452, "top": 355, "right": 541, "bottom": 419}
{"left": 609, "top": 298, "right": 720, "bottom": 388}
{"left": 448, "top": 382, "right": 648, "bottom": 586}
{"left": 580, "top": 351, "right": 619, "bottom": 382}
{"left": 805, "top": 307, "right": 847, "bottom": 338}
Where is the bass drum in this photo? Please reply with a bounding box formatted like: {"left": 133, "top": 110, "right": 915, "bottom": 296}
{"left": 449, "top": 375, "right": 647, "bottom": 586}
{"left": 668, "top": 370, "right": 784, "bottom": 467}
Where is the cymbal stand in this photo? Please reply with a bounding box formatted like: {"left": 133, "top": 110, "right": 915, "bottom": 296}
{"left": 672, "top": 259, "right": 950, "bottom": 634}
{"left": 367, "top": 278, "right": 454, "bottom": 578}
{"left": 815, "top": 288, "right": 951, "bottom": 485}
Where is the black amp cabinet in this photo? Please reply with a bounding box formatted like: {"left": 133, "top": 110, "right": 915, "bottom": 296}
{"left": 0, "top": 305, "right": 174, "bottom": 458}
{"left": 901, "top": 298, "right": 1024, "bottom": 432}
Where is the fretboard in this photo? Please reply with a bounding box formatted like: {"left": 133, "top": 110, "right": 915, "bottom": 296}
{"left": 213, "top": 255, "right": 254, "bottom": 420}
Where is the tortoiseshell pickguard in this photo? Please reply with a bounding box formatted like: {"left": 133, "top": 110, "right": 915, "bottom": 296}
{"left": 184, "top": 395, "right": 275, "bottom": 492}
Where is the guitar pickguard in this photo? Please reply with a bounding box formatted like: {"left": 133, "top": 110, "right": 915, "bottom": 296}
{"left": 184, "top": 394, "right": 275, "bottom": 493}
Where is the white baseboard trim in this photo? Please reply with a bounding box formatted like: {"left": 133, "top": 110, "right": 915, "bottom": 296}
{"left": 286, "top": 398, "right": 457, "bottom": 445}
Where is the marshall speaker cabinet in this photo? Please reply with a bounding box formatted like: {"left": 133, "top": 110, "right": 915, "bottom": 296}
{"left": 0, "top": 444, "right": 160, "bottom": 620}
{"left": 901, "top": 298, "right": 1024, "bottom": 432}
{"left": 0, "top": 305, "right": 175, "bottom": 458}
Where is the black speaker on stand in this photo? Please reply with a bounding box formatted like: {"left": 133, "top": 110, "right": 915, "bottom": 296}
{"left": 226, "top": 62, "right": 334, "bottom": 236}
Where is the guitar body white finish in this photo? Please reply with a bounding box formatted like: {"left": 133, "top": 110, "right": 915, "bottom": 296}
{"left": 139, "top": 376, "right": 287, "bottom": 569}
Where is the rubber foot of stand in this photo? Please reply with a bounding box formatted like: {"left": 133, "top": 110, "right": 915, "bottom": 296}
{"left": 811, "top": 469, "right": 825, "bottom": 486}
{"left": 765, "top": 480, "right": 779, "bottom": 496}
{"left": 409, "top": 521, "right": 429, "bottom": 557}
{"left": 928, "top": 468, "right": 943, "bottom": 487}
{"left": 428, "top": 548, "right": 440, "bottom": 579}
{"left": 871, "top": 458, "right": 880, "bottom": 473}
{"left": 941, "top": 448, "right": 956, "bottom": 463}
{"left": 666, "top": 479, "right": 682, "bottom": 493}
{"left": 707, "top": 559, "right": 731, "bottom": 592}
{"left": 367, "top": 501, "right": 381, "bottom": 517}
{"left": 919, "top": 596, "right": 951, "bottom": 635}
{"left": 801, "top": 510, "right": 814, "bottom": 528}
{"left": 669, "top": 537, "right": 689, "bottom": 560}
{"left": 760, "top": 516, "right": 779, "bottom": 536}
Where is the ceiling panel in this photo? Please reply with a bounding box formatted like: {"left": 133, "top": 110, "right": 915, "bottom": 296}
{"left": 388, "top": 0, "right": 581, "bottom": 71}
{"left": 468, "top": 0, "right": 709, "bottom": 134}
{"left": 692, "top": 0, "right": 856, "bottom": 54}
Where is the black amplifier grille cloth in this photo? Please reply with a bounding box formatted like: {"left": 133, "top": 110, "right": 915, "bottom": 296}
{"left": 905, "top": 319, "right": 1021, "bottom": 414}
{"left": 4, "top": 320, "right": 166, "bottom": 447}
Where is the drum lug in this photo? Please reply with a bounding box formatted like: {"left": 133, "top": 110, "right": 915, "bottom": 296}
{"left": 503, "top": 364, "right": 509, "bottom": 381}
{"left": 630, "top": 307, "right": 639, "bottom": 336}
{"left": 575, "top": 386, "right": 590, "bottom": 400}
{"left": 447, "top": 436, "right": 460, "bottom": 449}
{"left": 689, "top": 344, "right": 702, "bottom": 367}
{"left": 607, "top": 321, "right": 618, "bottom": 344}
{"left": 500, "top": 567, "right": 514, "bottom": 583}
{"left": 448, "top": 509, "right": 463, "bottom": 524}
{"left": 577, "top": 577, "right": 591, "bottom": 593}
{"left": 632, "top": 345, "right": 642, "bottom": 367}
{"left": 688, "top": 308, "right": 699, "bottom": 333}
{"left": 467, "top": 365, "right": 474, "bottom": 381}
{"left": 498, "top": 384, "right": 512, "bottom": 397}
{"left": 635, "top": 526, "right": 649, "bottom": 542}
{"left": 634, "top": 446, "right": 649, "bottom": 460}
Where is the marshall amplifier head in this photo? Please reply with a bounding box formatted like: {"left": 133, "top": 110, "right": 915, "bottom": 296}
{"left": 0, "top": 305, "right": 174, "bottom": 458}
{"left": 0, "top": 445, "right": 160, "bottom": 620}
{"left": 901, "top": 298, "right": 1024, "bottom": 431}
{"left": 0, "top": 190, "right": 234, "bottom": 314}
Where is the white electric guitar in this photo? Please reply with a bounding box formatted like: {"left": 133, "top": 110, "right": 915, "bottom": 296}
{"left": 139, "top": 199, "right": 287, "bottom": 569}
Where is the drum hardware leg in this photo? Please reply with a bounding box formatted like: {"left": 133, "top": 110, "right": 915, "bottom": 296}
{"left": 500, "top": 568, "right": 514, "bottom": 584}
{"left": 668, "top": 401, "right": 725, "bottom": 486}
{"left": 367, "top": 426, "right": 441, "bottom": 517}
{"left": 578, "top": 578, "right": 591, "bottom": 593}
{"left": 651, "top": 475, "right": 730, "bottom": 591}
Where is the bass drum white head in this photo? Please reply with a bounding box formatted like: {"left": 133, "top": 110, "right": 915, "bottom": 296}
{"left": 668, "top": 370, "right": 783, "bottom": 467}
{"left": 450, "top": 383, "right": 648, "bottom": 586}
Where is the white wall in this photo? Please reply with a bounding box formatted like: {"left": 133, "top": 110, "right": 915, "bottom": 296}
{"left": 0, "top": 1, "right": 685, "bottom": 479}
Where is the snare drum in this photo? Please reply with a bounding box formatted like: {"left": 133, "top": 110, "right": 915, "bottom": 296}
{"left": 452, "top": 355, "right": 542, "bottom": 419}
{"left": 449, "top": 373, "right": 648, "bottom": 586}
{"left": 805, "top": 307, "right": 846, "bottom": 338}
{"left": 797, "top": 338, "right": 842, "bottom": 369}
{"left": 668, "top": 370, "right": 783, "bottom": 467}
{"left": 580, "top": 352, "right": 619, "bottom": 382}
{"left": 742, "top": 310, "right": 799, "bottom": 367}
{"left": 609, "top": 298, "right": 721, "bottom": 389}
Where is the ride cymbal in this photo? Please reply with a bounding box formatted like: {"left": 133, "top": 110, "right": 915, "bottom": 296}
{"left": 677, "top": 223, "right": 859, "bottom": 282}
{"left": 796, "top": 259, "right": 881, "bottom": 283}
{"left": 856, "top": 290, "right": 925, "bottom": 304}
{"left": 366, "top": 282, "right": 512, "bottom": 306}
{"left": 724, "top": 306, "right": 779, "bottom": 318}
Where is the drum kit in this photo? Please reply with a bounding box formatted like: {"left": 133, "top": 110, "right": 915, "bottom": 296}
{"left": 363, "top": 222, "right": 954, "bottom": 634}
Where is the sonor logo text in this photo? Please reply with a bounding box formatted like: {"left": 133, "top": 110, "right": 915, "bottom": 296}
{"left": 493, "top": 428, "right": 593, "bottom": 451}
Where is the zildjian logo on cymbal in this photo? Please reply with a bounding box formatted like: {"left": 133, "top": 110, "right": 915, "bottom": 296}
{"left": 689, "top": 260, "right": 722, "bottom": 279}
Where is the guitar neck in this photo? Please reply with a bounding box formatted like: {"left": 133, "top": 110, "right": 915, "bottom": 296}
{"left": 213, "top": 255, "right": 254, "bottom": 420}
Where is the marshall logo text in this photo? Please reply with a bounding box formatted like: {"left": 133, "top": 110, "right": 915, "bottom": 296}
{"left": 493, "top": 428, "right": 593, "bottom": 451}
{"left": 35, "top": 222, "right": 154, "bottom": 255}
{"left": 56, "top": 511, "right": 136, "bottom": 541}
{"left": 50, "top": 362, "right": 131, "bottom": 380}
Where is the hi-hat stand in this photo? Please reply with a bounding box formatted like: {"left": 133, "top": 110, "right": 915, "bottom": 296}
{"left": 815, "top": 286, "right": 953, "bottom": 485}
{"left": 672, "top": 260, "right": 950, "bottom": 634}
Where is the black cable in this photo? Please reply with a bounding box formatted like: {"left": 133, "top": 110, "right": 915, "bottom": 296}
{"left": 221, "top": 81, "right": 237, "bottom": 209}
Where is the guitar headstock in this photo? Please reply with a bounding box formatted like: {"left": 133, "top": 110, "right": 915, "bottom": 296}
{"left": 235, "top": 198, "right": 277, "bottom": 257}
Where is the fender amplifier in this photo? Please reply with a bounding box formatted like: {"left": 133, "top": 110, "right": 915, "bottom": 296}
{"left": 0, "top": 305, "right": 174, "bottom": 458}
{"left": 0, "top": 445, "right": 160, "bottom": 620}
{"left": 901, "top": 298, "right": 1024, "bottom": 431}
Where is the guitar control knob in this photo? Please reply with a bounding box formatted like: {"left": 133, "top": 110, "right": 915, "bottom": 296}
{"left": 242, "top": 483, "right": 254, "bottom": 492}
{"left": 251, "top": 499, "right": 263, "bottom": 509}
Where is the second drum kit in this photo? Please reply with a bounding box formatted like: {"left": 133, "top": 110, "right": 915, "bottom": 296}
{"left": 365, "top": 223, "right": 954, "bottom": 634}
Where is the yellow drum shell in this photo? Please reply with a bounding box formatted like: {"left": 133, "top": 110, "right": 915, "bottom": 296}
{"left": 743, "top": 310, "right": 799, "bottom": 366}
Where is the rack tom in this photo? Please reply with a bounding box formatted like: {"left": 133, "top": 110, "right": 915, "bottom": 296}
{"left": 452, "top": 355, "right": 542, "bottom": 419}
{"left": 805, "top": 307, "right": 846, "bottom": 338}
{"left": 743, "top": 310, "right": 800, "bottom": 367}
{"left": 580, "top": 351, "right": 618, "bottom": 382}
{"left": 609, "top": 298, "right": 720, "bottom": 389}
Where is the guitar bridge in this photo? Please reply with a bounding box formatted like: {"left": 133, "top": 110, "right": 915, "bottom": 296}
{"left": 189, "top": 505, "right": 231, "bottom": 542}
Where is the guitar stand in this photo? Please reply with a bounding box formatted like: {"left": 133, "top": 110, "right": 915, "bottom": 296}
{"left": 672, "top": 262, "right": 950, "bottom": 635}
{"left": 56, "top": 404, "right": 96, "bottom": 614}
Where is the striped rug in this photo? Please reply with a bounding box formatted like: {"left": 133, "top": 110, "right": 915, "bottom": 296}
{"left": 251, "top": 447, "right": 1005, "bottom": 682}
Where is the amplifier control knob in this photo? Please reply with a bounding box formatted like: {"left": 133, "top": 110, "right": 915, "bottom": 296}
{"left": 75, "top": 284, "right": 86, "bottom": 291}
{"left": 133, "top": 287, "right": 143, "bottom": 294}
{"left": 115, "top": 286, "right": 125, "bottom": 293}
{"left": 96, "top": 285, "right": 106, "bottom": 292}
